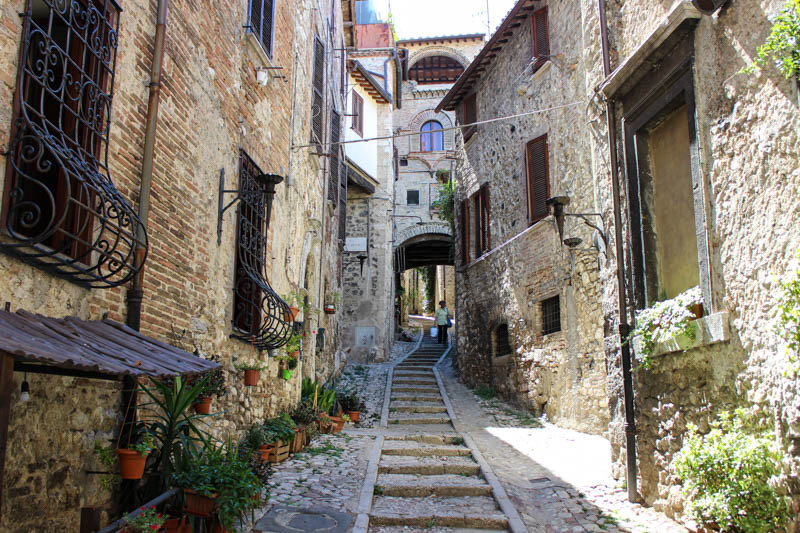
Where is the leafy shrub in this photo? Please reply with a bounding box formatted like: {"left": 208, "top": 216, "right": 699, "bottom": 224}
{"left": 673, "top": 409, "right": 791, "bottom": 533}
{"left": 744, "top": 0, "right": 800, "bottom": 80}
{"left": 337, "top": 390, "right": 365, "bottom": 412}
{"left": 777, "top": 249, "right": 800, "bottom": 375}
{"left": 291, "top": 401, "right": 319, "bottom": 426}
{"left": 473, "top": 385, "right": 496, "bottom": 400}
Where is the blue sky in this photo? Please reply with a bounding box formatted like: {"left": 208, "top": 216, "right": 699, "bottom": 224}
{"left": 381, "top": 0, "right": 519, "bottom": 40}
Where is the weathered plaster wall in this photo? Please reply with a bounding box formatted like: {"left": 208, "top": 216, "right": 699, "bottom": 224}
{"left": 0, "top": 0, "right": 345, "bottom": 529}
{"left": 452, "top": 1, "right": 608, "bottom": 435}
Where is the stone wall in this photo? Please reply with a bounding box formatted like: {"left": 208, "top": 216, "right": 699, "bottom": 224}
{"left": 451, "top": 1, "right": 608, "bottom": 435}
{"left": 591, "top": 0, "right": 800, "bottom": 518}
{"left": 0, "top": 0, "right": 346, "bottom": 529}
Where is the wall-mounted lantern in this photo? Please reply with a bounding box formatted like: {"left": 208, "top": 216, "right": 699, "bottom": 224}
{"left": 690, "top": 0, "right": 728, "bottom": 14}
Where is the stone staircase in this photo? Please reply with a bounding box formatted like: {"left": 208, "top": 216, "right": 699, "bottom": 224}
{"left": 366, "top": 334, "right": 512, "bottom": 532}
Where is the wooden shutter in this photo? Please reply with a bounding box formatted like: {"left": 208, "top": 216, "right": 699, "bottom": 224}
{"left": 351, "top": 92, "right": 364, "bottom": 136}
{"left": 461, "top": 198, "right": 470, "bottom": 264}
{"left": 250, "top": 0, "right": 274, "bottom": 57}
{"left": 461, "top": 93, "right": 477, "bottom": 142}
{"left": 531, "top": 7, "right": 549, "bottom": 71}
{"left": 526, "top": 135, "right": 550, "bottom": 224}
{"left": 312, "top": 37, "right": 325, "bottom": 150}
{"left": 328, "top": 110, "right": 340, "bottom": 203}
{"left": 472, "top": 193, "right": 482, "bottom": 256}
{"left": 480, "top": 184, "right": 490, "bottom": 251}
{"left": 338, "top": 162, "right": 348, "bottom": 241}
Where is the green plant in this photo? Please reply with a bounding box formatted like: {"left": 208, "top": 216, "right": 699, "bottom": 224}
{"left": 123, "top": 506, "right": 165, "bottom": 533}
{"left": 777, "top": 249, "right": 800, "bottom": 374}
{"left": 282, "top": 288, "right": 311, "bottom": 312}
{"left": 285, "top": 332, "right": 303, "bottom": 354}
{"left": 245, "top": 425, "right": 268, "bottom": 450}
{"left": 325, "top": 290, "right": 342, "bottom": 306}
{"left": 131, "top": 432, "right": 155, "bottom": 458}
{"left": 743, "top": 0, "right": 800, "bottom": 80}
{"left": 234, "top": 359, "right": 266, "bottom": 371}
{"left": 291, "top": 401, "right": 318, "bottom": 426}
{"left": 287, "top": 357, "right": 298, "bottom": 370}
{"left": 673, "top": 409, "right": 791, "bottom": 533}
{"left": 263, "top": 415, "right": 295, "bottom": 444}
{"left": 192, "top": 353, "right": 226, "bottom": 399}
{"left": 172, "top": 440, "right": 262, "bottom": 530}
{"left": 628, "top": 286, "right": 703, "bottom": 369}
{"left": 421, "top": 266, "right": 436, "bottom": 314}
{"left": 93, "top": 441, "right": 117, "bottom": 490}
{"left": 139, "top": 375, "right": 216, "bottom": 500}
{"left": 474, "top": 385, "right": 497, "bottom": 400}
{"left": 431, "top": 180, "right": 455, "bottom": 236}
{"left": 336, "top": 390, "right": 365, "bottom": 412}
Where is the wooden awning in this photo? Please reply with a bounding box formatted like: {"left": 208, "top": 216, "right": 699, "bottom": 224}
{"left": 349, "top": 61, "right": 392, "bottom": 104}
{"left": 0, "top": 310, "right": 219, "bottom": 379}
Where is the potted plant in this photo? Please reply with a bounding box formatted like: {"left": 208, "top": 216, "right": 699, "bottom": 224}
{"left": 262, "top": 416, "right": 295, "bottom": 463}
{"left": 161, "top": 516, "right": 190, "bottom": 533}
{"left": 192, "top": 354, "right": 226, "bottom": 414}
{"left": 117, "top": 431, "right": 155, "bottom": 480}
{"left": 285, "top": 332, "right": 303, "bottom": 358}
{"left": 234, "top": 359, "right": 266, "bottom": 387}
{"left": 245, "top": 424, "right": 272, "bottom": 462}
{"left": 323, "top": 290, "right": 341, "bottom": 314}
{"left": 337, "top": 390, "right": 366, "bottom": 424}
{"left": 120, "top": 506, "right": 165, "bottom": 532}
{"left": 275, "top": 355, "right": 297, "bottom": 380}
{"left": 282, "top": 288, "right": 310, "bottom": 321}
{"left": 172, "top": 440, "right": 262, "bottom": 530}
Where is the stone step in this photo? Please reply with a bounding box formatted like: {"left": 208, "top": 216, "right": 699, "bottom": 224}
{"left": 393, "top": 378, "right": 438, "bottom": 386}
{"left": 392, "top": 386, "right": 440, "bottom": 393}
{"left": 375, "top": 473, "right": 493, "bottom": 497}
{"left": 378, "top": 455, "right": 481, "bottom": 476}
{"left": 390, "top": 404, "right": 447, "bottom": 414}
{"left": 382, "top": 441, "right": 471, "bottom": 457}
{"left": 397, "top": 362, "right": 438, "bottom": 366}
{"left": 370, "top": 527, "right": 509, "bottom": 533}
{"left": 370, "top": 496, "right": 507, "bottom": 529}
{"left": 388, "top": 414, "right": 451, "bottom": 425}
{"left": 390, "top": 393, "right": 443, "bottom": 402}
{"left": 385, "top": 434, "right": 464, "bottom": 445}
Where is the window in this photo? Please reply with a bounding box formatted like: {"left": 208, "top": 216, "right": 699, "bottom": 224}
{"left": 420, "top": 120, "right": 444, "bottom": 152}
{"left": 525, "top": 135, "right": 550, "bottom": 224}
{"left": 530, "top": 7, "right": 550, "bottom": 72}
{"left": 472, "top": 192, "right": 482, "bottom": 257}
{"left": 248, "top": 0, "right": 275, "bottom": 58}
{"left": 408, "top": 55, "right": 465, "bottom": 84}
{"left": 0, "top": 0, "right": 146, "bottom": 288}
{"left": 480, "top": 184, "right": 490, "bottom": 252}
{"left": 460, "top": 93, "right": 477, "bottom": 142}
{"left": 541, "top": 296, "right": 561, "bottom": 335}
{"left": 495, "top": 323, "right": 512, "bottom": 356}
{"left": 311, "top": 36, "right": 325, "bottom": 151}
{"left": 351, "top": 91, "right": 364, "bottom": 137}
{"left": 406, "top": 190, "right": 420, "bottom": 205}
{"left": 460, "top": 198, "right": 470, "bottom": 265}
{"left": 328, "top": 110, "right": 341, "bottom": 203}
{"left": 400, "top": 158, "right": 409, "bottom": 166}
{"left": 338, "top": 162, "right": 347, "bottom": 241}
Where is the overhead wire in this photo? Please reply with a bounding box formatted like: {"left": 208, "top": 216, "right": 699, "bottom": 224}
{"left": 290, "top": 100, "right": 585, "bottom": 151}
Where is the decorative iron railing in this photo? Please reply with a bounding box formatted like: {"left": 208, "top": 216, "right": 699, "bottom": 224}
{"left": 231, "top": 151, "right": 292, "bottom": 350}
{"left": 1, "top": 0, "right": 146, "bottom": 288}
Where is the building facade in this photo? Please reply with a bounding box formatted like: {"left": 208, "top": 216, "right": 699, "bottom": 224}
{"left": 0, "top": 0, "right": 346, "bottom": 529}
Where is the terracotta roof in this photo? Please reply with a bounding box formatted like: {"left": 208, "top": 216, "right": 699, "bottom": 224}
{"left": 396, "top": 33, "right": 485, "bottom": 45}
{"left": 0, "top": 310, "right": 220, "bottom": 378}
{"left": 350, "top": 61, "right": 392, "bottom": 104}
{"left": 437, "top": 0, "right": 537, "bottom": 112}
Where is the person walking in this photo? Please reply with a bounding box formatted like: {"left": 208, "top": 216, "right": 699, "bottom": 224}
{"left": 434, "top": 300, "right": 452, "bottom": 345}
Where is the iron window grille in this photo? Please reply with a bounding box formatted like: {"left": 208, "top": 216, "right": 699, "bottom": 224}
{"left": 247, "top": 0, "right": 275, "bottom": 59}
{"left": 1, "top": 0, "right": 147, "bottom": 288}
{"left": 231, "top": 150, "right": 292, "bottom": 350}
{"left": 541, "top": 296, "right": 561, "bottom": 335}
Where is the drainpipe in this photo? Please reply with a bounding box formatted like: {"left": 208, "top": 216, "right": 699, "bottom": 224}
{"left": 598, "top": 0, "right": 638, "bottom": 503}
{"left": 127, "top": 0, "right": 168, "bottom": 332}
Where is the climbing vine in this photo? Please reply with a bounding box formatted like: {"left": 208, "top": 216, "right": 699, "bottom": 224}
{"left": 743, "top": 0, "right": 800, "bottom": 80}
{"left": 777, "top": 249, "right": 800, "bottom": 375}
{"left": 420, "top": 266, "right": 437, "bottom": 313}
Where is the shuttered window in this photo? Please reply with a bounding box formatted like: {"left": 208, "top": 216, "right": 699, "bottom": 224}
{"left": 311, "top": 37, "right": 325, "bottom": 151}
{"left": 248, "top": 0, "right": 275, "bottom": 58}
{"left": 461, "top": 93, "right": 477, "bottom": 142}
{"left": 328, "top": 110, "right": 341, "bottom": 203}
{"left": 480, "top": 184, "right": 490, "bottom": 252}
{"left": 526, "top": 135, "right": 550, "bottom": 224}
{"left": 460, "top": 198, "right": 470, "bottom": 264}
{"left": 531, "top": 7, "right": 550, "bottom": 72}
{"left": 338, "top": 162, "right": 347, "bottom": 241}
{"left": 351, "top": 91, "right": 364, "bottom": 137}
{"left": 472, "top": 192, "right": 482, "bottom": 256}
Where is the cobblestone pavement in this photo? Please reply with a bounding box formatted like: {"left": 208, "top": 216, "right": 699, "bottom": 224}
{"left": 251, "top": 328, "right": 688, "bottom": 533}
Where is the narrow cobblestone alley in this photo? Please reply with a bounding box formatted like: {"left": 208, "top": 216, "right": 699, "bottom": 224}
{"left": 250, "top": 326, "right": 688, "bottom": 533}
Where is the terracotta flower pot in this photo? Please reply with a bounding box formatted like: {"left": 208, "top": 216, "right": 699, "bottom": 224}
{"left": 183, "top": 489, "right": 217, "bottom": 518}
{"left": 290, "top": 350, "right": 299, "bottom": 359}
{"left": 244, "top": 369, "right": 259, "bottom": 386}
{"left": 346, "top": 411, "right": 360, "bottom": 423}
{"left": 116, "top": 448, "right": 148, "bottom": 480}
{"left": 258, "top": 444, "right": 274, "bottom": 462}
{"left": 193, "top": 396, "right": 211, "bottom": 414}
{"left": 286, "top": 306, "right": 300, "bottom": 321}
{"left": 162, "top": 516, "right": 191, "bottom": 533}
{"left": 328, "top": 416, "right": 344, "bottom": 433}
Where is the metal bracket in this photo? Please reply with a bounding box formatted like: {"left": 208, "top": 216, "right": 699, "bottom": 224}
{"left": 216, "top": 167, "right": 284, "bottom": 245}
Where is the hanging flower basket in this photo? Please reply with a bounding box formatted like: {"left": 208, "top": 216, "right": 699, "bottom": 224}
{"left": 323, "top": 304, "right": 336, "bottom": 314}
{"left": 193, "top": 396, "right": 212, "bottom": 414}
{"left": 281, "top": 369, "right": 293, "bottom": 380}
{"left": 244, "top": 369, "right": 259, "bottom": 386}
{"left": 116, "top": 449, "right": 148, "bottom": 480}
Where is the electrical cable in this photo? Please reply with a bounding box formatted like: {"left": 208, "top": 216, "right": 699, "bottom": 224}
{"left": 290, "top": 100, "right": 584, "bottom": 150}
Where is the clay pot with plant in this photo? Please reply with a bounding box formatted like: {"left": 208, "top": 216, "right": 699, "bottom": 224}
{"left": 191, "top": 354, "right": 226, "bottom": 414}
{"left": 282, "top": 288, "right": 310, "bottom": 321}
{"left": 337, "top": 390, "right": 366, "bottom": 424}
{"left": 234, "top": 359, "right": 266, "bottom": 387}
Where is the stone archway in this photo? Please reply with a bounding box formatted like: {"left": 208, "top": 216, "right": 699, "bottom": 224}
{"left": 408, "top": 110, "right": 455, "bottom": 152}
{"left": 407, "top": 46, "right": 470, "bottom": 71}
{"left": 395, "top": 222, "right": 452, "bottom": 247}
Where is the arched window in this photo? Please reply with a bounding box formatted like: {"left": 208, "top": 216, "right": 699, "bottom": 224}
{"left": 420, "top": 120, "right": 444, "bottom": 152}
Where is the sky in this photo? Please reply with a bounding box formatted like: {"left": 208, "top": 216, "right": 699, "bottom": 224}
{"left": 377, "top": 0, "right": 519, "bottom": 40}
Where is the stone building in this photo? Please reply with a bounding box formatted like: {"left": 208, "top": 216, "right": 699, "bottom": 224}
{"left": 438, "top": 3, "right": 608, "bottom": 436}
{"left": 0, "top": 0, "right": 346, "bottom": 529}
{"left": 339, "top": 1, "right": 399, "bottom": 363}
{"left": 392, "top": 34, "right": 484, "bottom": 326}
{"left": 440, "top": 0, "right": 800, "bottom": 523}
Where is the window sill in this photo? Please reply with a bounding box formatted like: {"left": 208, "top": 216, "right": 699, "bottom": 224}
{"left": 246, "top": 31, "right": 275, "bottom": 69}
{"left": 517, "top": 61, "right": 552, "bottom": 95}
{"left": 631, "top": 311, "right": 731, "bottom": 360}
